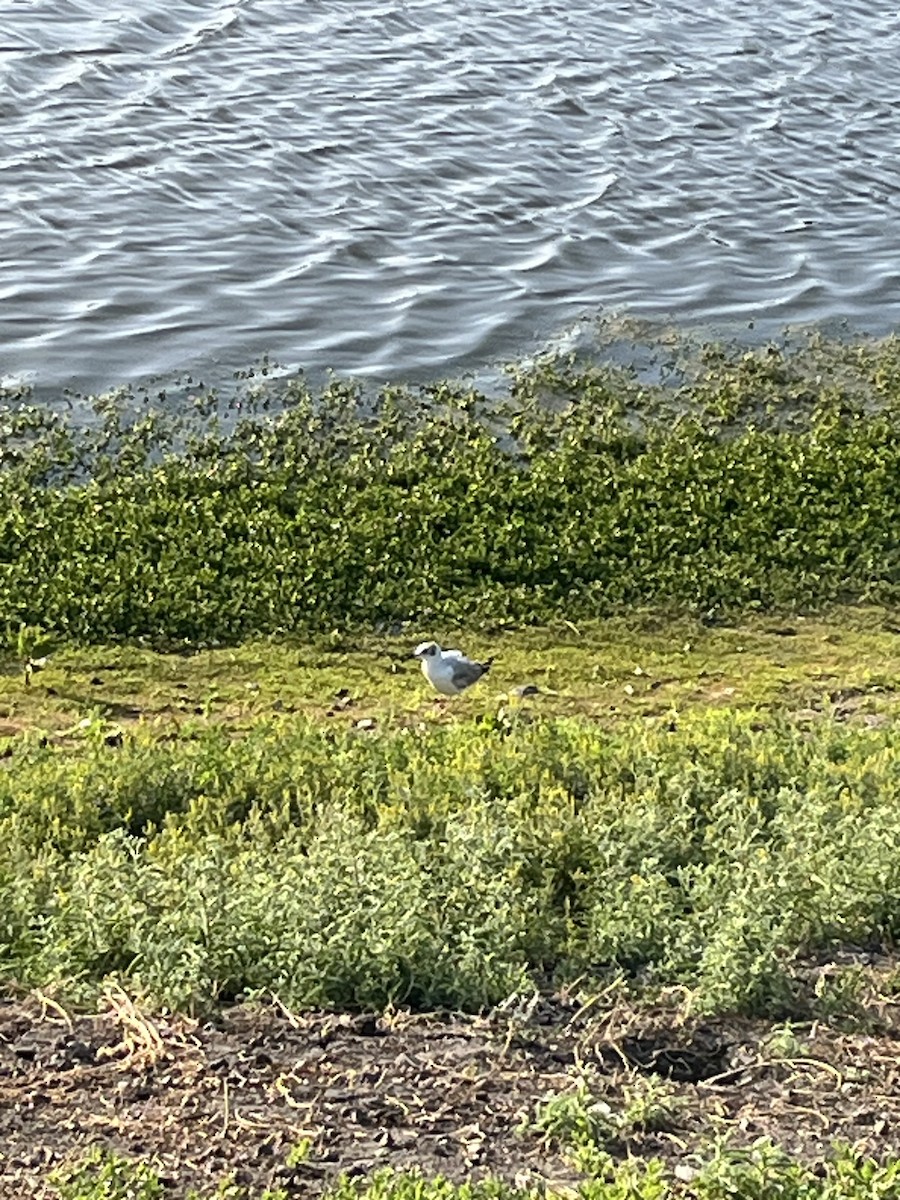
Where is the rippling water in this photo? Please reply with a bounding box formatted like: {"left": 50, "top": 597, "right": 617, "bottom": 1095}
{"left": 2, "top": 0, "right": 900, "bottom": 395}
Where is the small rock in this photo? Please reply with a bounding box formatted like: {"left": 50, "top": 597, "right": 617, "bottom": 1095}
{"left": 355, "top": 718, "right": 376, "bottom": 731}
{"left": 862, "top": 713, "right": 889, "bottom": 728}
{"left": 347, "top": 1013, "right": 380, "bottom": 1036}
{"left": 56, "top": 1040, "right": 95, "bottom": 1068}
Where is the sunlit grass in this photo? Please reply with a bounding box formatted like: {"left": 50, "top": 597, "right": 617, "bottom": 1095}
{"left": 0, "top": 705, "right": 899, "bottom": 1017}
{"left": 2, "top": 606, "right": 899, "bottom": 740}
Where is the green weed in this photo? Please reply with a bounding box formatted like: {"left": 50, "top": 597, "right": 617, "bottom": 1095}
{"left": 42, "top": 1139, "right": 900, "bottom": 1200}
{"left": 50, "top": 1148, "right": 165, "bottom": 1200}
{"left": 326, "top": 1170, "right": 539, "bottom": 1200}
{"left": 49, "top": 1147, "right": 292, "bottom": 1199}
{"left": 3, "top": 710, "right": 900, "bottom": 1016}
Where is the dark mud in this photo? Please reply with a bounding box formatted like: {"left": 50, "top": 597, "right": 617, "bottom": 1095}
{"left": 1, "top": 989, "right": 899, "bottom": 1198}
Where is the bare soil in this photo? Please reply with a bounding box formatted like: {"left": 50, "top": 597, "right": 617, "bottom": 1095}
{"left": 2, "top": 985, "right": 900, "bottom": 1198}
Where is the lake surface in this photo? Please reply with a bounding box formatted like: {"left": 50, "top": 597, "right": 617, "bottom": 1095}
{"left": 2, "top": 0, "right": 900, "bottom": 396}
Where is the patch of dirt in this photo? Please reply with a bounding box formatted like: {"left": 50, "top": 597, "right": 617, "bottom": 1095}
{"left": 1, "top": 990, "right": 900, "bottom": 1198}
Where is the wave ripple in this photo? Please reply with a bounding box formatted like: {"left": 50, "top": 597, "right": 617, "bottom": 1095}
{"left": 2, "top": 0, "right": 899, "bottom": 392}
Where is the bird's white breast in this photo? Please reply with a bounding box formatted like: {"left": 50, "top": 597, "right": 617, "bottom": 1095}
{"left": 421, "top": 655, "right": 462, "bottom": 695}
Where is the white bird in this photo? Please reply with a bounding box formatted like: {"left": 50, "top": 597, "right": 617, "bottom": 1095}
{"left": 413, "top": 641, "right": 494, "bottom": 696}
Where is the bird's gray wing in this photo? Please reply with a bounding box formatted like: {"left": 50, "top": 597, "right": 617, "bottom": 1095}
{"left": 448, "top": 655, "right": 490, "bottom": 689}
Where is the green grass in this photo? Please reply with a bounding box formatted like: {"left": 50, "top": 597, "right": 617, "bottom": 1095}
{"left": 3, "top": 606, "right": 899, "bottom": 739}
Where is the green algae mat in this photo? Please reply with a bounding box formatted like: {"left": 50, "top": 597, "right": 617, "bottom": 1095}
{"left": 2, "top": 333, "right": 900, "bottom": 645}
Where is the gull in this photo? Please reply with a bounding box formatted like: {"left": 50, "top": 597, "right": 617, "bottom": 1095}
{"left": 413, "top": 641, "right": 494, "bottom": 696}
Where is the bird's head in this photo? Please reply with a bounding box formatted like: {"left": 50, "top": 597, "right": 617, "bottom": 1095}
{"left": 413, "top": 640, "right": 441, "bottom": 659}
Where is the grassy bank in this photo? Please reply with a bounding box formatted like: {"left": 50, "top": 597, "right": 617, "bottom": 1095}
{"left": 7, "top": 618, "right": 900, "bottom": 1198}
{"left": 3, "top": 605, "right": 900, "bottom": 737}
{"left": 4, "top": 336, "right": 900, "bottom": 1197}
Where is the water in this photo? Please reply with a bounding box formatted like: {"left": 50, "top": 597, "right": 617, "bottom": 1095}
{"left": 2, "top": 0, "right": 900, "bottom": 396}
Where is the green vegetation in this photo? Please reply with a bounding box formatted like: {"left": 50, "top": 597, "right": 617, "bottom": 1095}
{"left": 50, "top": 1147, "right": 288, "bottom": 1199}
{"left": 3, "top": 604, "right": 899, "bottom": 738}
{"left": 2, "top": 709, "right": 900, "bottom": 1016}
{"left": 2, "top": 332, "right": 900, "bottom": 645}
{"left": 520, "top": 1065, "right": 900, "bottom": 1195}
{"left": 527, "top": 1068, "right": 683, "bottom": 1172}
{"left": 48, "top": 1145, "right": 900, "bottom": 1200}
{"left": 521, "top": 1064, "right": 900, "bottom": 1195}
{"left": 8, "top": 333, "right": 900, "bottom": 1197}
{"left": 51, "top": 1149, "right": 166, "bottom": 1200}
